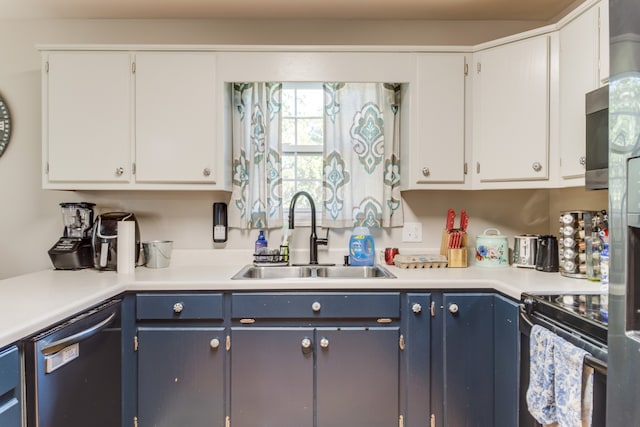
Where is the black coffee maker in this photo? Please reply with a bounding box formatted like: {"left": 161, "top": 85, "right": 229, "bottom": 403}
{"left": 536, "top": 235, "right": 560, "bottom": 272}
{"left": 91, "top": 212, "right": 141, "bottom": 270}
{"left": 48, "top": 202, "right": 96, "bottom": 270}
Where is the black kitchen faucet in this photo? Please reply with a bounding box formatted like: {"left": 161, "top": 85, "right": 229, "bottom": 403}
{"left": 288, "top": 191, "right": 328, "bottom": 265}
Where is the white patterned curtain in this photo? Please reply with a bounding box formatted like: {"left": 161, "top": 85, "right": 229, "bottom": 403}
{"left": 322, "top": 83, "right": 403, "bottom": 228}
{"left": 229, "top": 83, "right": 284, "bottom": 229}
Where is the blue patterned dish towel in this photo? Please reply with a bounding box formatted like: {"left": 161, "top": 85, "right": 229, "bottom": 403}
{"left": 526, "top": 324, "right": 594, "bottom": 427}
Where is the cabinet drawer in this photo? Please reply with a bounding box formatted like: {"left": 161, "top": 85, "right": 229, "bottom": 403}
{"left": 231, "top": 292, "right": 400, "bottom": 319}
{"left": 137, "top": 293, "right": 224, "bottom": 320}
{"left": 0, "top": 346, "right": 19, "bottom": 398}
{"left": 0, "top": 398, "right": 21, "bottom": 427}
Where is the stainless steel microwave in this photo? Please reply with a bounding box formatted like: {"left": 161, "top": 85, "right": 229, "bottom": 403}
{"left": 585, "top": 84, "right": 609, "bottom": 190}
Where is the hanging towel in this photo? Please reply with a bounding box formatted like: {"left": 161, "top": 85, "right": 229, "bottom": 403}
{"left": 526, "top": 325, "right": 558, "bottom": 425}
{"left": 552, "top": 334, "right": 594, "bottom": 427}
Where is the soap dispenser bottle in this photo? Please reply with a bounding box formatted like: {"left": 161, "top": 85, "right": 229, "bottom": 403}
{"left": 349, "top": 227, "right": 375, "bottom": 266}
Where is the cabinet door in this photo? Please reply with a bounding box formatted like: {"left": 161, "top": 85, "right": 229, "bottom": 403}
{"left": 46, "top": 51, "right": 132, "bottom": 183}
{"left": 405, "top": 54, "right": 466, "bottom": 187}
{"left": 442, "top": 293, "right": 494, "bottom": 427}
{"left": 0, "top": 346, "right": 21, "bottom": 427}
{"left": 559, "top": 5, "right": 599, "bottom": 180}
{"left": 493, "top": 295, "right": 520, "bottom": 427}
{"left": 473, "top": 36, "right": 550, "bottom": 183}
{"left": 316, "top": 327, "right": 400, "bottom": 427}
{"left": 230, "top": 327, "right": 314, "bottom": 427}
{"left": 404, "top": 294, "right": 431, "bottom": 427}
{"left": 135, "top": 52, "right": 217, "bottom": 183}
{"left": 137, "top": 327, "right": 226, "bottom": 427}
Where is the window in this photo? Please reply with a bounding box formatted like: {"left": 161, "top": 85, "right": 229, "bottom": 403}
{"left": 281, "top": 83, "right": 324, "bottom": 214}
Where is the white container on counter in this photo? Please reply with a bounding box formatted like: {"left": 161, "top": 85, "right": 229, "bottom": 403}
{"left": 475, "top": 228, "right": 509, "bottom": 267}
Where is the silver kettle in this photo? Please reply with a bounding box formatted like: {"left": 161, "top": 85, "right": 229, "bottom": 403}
{"left": 513, "top": 234, "right": 540, "bottom": 268}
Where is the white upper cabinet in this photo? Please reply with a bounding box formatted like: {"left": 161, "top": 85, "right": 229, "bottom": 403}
{"left": 598, "top": 0, "right": 610, "bottom": 84}
{"left": 472, "top": 35, "right": 551, "bottom": 186}
{"left": 559, "top": 4, "right": 600, "bottom": 182}
{"left": 558, "top": 0, "right": 609, "bottom": 185}
{"left": 44, "top": 51, "right": 133, "bottom": 185}
{"left": 402, "top": 53, "right": 467, "bottom": 189}
{"left": 42, "top": 50, "right": 229, "bottom": 190}
{"left": 134, "top": 52, "right": 218, "bottom": 184}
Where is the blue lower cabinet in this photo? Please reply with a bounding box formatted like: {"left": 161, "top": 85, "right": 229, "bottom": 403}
{"left": 403, "top": 293, "right": 432, "bottom": 427}
{"left": 0, "top": 345, "right": 21, "bottom": 427}
{"left": 137, "top": 327, "right": 226, "bottom": 427}
{"left": 230, "top": 327, "right": 314, "bottom": 427}
{"left": 436, "top": 293, "right": 520, "bottom": 427}
{"left": 493, "top": 294, "right": 520, "bottom": 427}
{"left": 230, "top": 326, "right": 401, "bottom": 427}
{"left": 316, "top": 327, "right": 399, "bottom": 427}
{"left": 442, "top": 293, "right": 495, "bottom": 427}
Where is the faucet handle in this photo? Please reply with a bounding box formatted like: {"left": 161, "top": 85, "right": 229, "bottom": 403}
{"left": 317, "top": 228, "right": 329, "bottom": 246}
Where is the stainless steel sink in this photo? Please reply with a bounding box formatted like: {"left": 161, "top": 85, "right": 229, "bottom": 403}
{"left": 231, "top": 264, "right": 396, "bottom": 280}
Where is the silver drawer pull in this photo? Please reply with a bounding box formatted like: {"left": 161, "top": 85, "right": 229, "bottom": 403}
{"left": 173, "top": 302, "right": 184, "bottom": 314}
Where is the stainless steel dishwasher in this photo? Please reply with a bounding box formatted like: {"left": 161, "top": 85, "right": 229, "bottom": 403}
{"left": 24, "top": 299, "right": 122, "bottom": 427}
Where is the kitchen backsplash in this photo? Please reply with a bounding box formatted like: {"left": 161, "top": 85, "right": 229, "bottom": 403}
{"left": 73, "top": 187, "right": 607, "bottom": 256}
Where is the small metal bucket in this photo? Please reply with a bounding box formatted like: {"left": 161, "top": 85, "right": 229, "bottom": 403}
{"left": 143, "top": 240, "right": 173, "bottom": 268}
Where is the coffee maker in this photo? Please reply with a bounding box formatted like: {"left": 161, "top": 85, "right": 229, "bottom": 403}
{"left": 48, "top": 202, "right": 96, "bottom": 269}
{"left": 91, "top": 212, "right": 141, "bottom": 270}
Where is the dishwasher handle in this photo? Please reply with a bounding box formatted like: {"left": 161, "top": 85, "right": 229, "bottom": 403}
{"left": 41, "top": 312, "right": 117, "bottom": 356}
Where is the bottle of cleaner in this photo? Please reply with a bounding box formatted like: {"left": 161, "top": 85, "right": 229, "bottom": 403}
{"left": 349, "top": 227, "right": 375, "bottom": 266}
{"left": 255, "top": 230, "right": 268, "bottom": 261}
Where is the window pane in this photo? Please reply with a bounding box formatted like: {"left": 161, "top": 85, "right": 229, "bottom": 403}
{"left": 297, "top": 89, "right": 324, "bottom": 117}
{"left": 282, "top": 154, "right": 295, "bottom": 179}
{"left": 297, "top": 118, "right": 323, "bottom": 146}
{"left": 283, "top": 181, "right": 296, "bottom": 205}
{"left": 282, "top": 89, "right": 296, "bottom": 117}
{"left": 297, "top": 181, "right": 323, "bottom": 206}
{"left": 296, "top": 154, "right": 323, "bottom": 180}
{"left": 282, "top": 118, "right": 295, "bottom": 145}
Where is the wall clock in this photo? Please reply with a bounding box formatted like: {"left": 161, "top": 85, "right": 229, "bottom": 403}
{"left": 0, "top": 94, "right": 11, "bottom": 158}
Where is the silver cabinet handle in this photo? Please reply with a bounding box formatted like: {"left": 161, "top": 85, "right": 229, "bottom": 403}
{"left": 210, "top": 338, "right": 220, "bottom": 349}
{"left": 579, "top": 156, "right": 586, "bottom": 166}
{"left": 421, "top": 167, "right": 430, "bottom": 177}
{"left": 449, "top": 303, "right": 459, "bottom": 314}
{"left": 203, "top": 168, "right": 211, "bottom": 177}
{"left": 320, "top": 337, "right": 329, "bottom": 349}
{"left": 311, "top": 301, "right": 321, "bottom": 312}
{"left": 412, "top": 303, "right": 422, "bottom": 314}
{"left": 301, "top": 338, "right": 312, "bottom": 349}
{"left": 173, "top": 302, "right": 184, "bottom": 314}
{"left": 115, "top": 167, "right": 124, "bottom": 176}
{"left": 532, "top": 162, "right": 542, "bottom": 172}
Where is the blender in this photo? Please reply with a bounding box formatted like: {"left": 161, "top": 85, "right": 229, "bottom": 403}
{"left": 48, "top": 202, "right": 96, "bottom": 269}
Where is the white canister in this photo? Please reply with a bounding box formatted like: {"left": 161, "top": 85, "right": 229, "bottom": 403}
{"left": 475, "top": 228, "right": 509, "bottom": 267}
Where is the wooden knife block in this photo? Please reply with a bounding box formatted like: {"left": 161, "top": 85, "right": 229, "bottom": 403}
{"left": 440, "top": 229, "right": 468, "bottom": 268}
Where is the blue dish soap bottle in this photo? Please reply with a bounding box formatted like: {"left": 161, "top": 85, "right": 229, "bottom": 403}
{"left": 255, "top": 230, "right": 268, "bottom": 261}
{"left": 349, "top": 227, "right": 375, "bottom": 266}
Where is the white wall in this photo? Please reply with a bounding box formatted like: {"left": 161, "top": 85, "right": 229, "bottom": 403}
{"left": 0, "top": 17, "right": 606, "bottom": 279}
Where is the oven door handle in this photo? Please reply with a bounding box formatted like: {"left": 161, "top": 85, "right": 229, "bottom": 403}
{"left": 519, "top": 305, "right": 608, "bottom": 375}
{"left": 41, "top": 312, "right": 117, "bottom": 356}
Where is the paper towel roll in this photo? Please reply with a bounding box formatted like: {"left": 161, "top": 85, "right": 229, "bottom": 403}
{"left": 117, "top": 221, "right": 135, "bottom": 275}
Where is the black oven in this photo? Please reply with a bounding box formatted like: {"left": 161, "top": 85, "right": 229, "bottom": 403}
{"left": 519, "top": 293, "right": 607, "bottom": 427}
{"left": 585, "top": 84, "right": 609, "bottom": 190}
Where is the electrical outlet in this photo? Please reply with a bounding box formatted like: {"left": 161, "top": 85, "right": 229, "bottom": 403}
{"left": 402, "top": 222, "right": 422, "bottom": 242}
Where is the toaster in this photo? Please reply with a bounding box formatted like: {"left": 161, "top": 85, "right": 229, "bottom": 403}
{"left": 513, "top": 234, "right": 540, "bottom": 268}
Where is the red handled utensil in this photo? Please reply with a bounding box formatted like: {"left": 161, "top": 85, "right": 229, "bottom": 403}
{"left": 460, "top": 210, "right": 469, "bottom": 232}
{"left": 446, "top": 209, "right": 455, "bottom": 232}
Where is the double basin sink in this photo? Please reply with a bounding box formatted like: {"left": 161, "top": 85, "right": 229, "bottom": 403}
{"left": 232, "top": 264, "right": 396, "bottom": 280}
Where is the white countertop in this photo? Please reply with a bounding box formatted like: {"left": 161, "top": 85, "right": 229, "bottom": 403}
{"left": 0, "top": 249, "right": 603, "bottom": 349}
